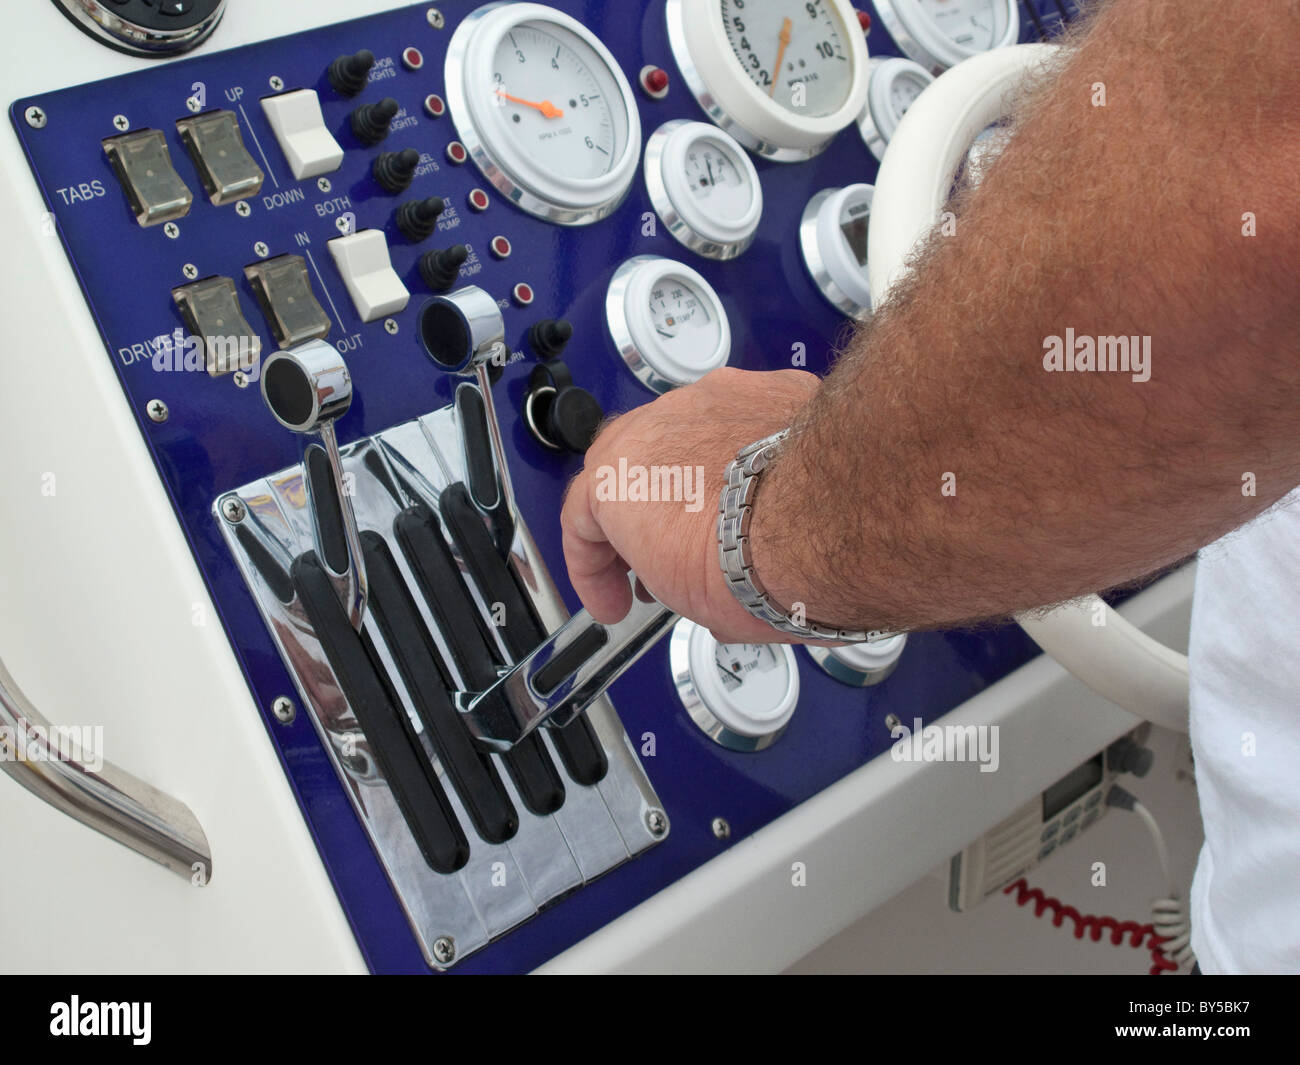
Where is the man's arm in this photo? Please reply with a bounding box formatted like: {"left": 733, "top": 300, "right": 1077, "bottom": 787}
{"left": 562, "top": 0, "right": 1300, "bottom": 638}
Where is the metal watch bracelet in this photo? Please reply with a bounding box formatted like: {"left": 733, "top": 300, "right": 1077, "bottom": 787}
{"left": 717, "top": 430, "right": 895, "bottom": 644}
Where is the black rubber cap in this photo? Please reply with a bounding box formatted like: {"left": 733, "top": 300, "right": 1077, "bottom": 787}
{"left": 418, "top": 245, "right": 469, "bottom": 292}
{"left": 548, "top": 387, "right": 603, "bottom": 453}
{"left": 351, "top": 97, "right": 399, "bottom": 146}
{"left": 528, "top": 318, "right": 574, "bottom": 359}
{"left": 373, "top": 147, "right": 420, "bottom": 193}
{"left": 328, "top": 50, "right": 375, "bottom": 96}
{"left": 396, "top": 196, "right": 446, "bottom": 242}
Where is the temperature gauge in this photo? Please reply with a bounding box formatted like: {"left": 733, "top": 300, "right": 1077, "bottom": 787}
{"left": 607, "top": 256, "right": 731, "bottom": 393}
{"left": 858, "top": 57, "right": 934, "bottom": 161}
{"left": 799, "top": 184, "right": 874, "bottom": 319}
{"left": 873, "top": 0, "right": 1020, "bottom": 73}
{"left": 646, "top": 120, "right": 763, "bottom": 260}
{"left": 671, "top": 619, "right": 800, "bottom": 751}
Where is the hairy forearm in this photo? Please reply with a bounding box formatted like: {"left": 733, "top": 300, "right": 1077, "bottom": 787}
{"left": 749, "top": 0, "right": 1300, "bottom": 633}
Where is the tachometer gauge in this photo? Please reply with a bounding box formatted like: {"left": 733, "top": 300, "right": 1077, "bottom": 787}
{"left": 607, "top": 256, "right": 731, "bottom": 393}
{"left": 873, "top": 0, "right": 1020, "bottom": 73}
{"left": 671, "top": 619, "right": 800, "bottom": 751}
{"left": 858, "top": 56, "right": 933, "bottom": 161}
{"left": 666, "top": 0, "right": 871, "bottom": 161}
{"left": 445, "top": 3, "right": 641, "bottom": 224}
{"left": 645, "top": 120, "right": 763, "bottom": 259}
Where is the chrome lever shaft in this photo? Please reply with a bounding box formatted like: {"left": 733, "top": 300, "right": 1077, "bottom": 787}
{"left": 261, "top": 342, "right": 368, "bottom": 630}
{"left": 457, "top": 592, "right": 679, "bottom": 752}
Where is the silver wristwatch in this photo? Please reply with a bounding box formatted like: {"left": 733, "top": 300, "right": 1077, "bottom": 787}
{"left": 717, "top": 431, "right": 895, "bottom": 643}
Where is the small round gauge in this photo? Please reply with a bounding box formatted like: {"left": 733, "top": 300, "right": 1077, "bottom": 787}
{"left": 607, "top": 256, "right": 731, "bottom": 393}
{"left": 807, "top": 634, "right": 908, "bottom": 687}
{"left": 873, "top": 0, "right": 1020, "bottom": 73}
{"left": 666, "top": 0, "right": 871, "bottom": 162}
{"left": 858, "top": 57, "right": 934, "bottom": 161}
{"left": 445, "top": 3, "right": 641, "bottom": 225}
{"left": 645, "top": 120, "right": 763, "bottom": 260}
{"left": 800, "top": 184, "right": 874, "bottom": 319}
{"left": 670, "top": 619, "right": 800, "bottom": 751}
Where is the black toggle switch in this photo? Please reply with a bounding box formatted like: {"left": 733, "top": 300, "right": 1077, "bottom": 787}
{"left": 396, "top": 196, "right": 446, "bottom": 242}
{"left": 328, "top": 49, "right": 375, "bottom": 97}
{"left": 528, "top": 318, "right": 573, "bottom": 360}
{"left": 373, "top": 147, "right": 420, "bottom": 193}
{"left": 351, "top": 97, "right": 399, "bottom": 146}
{"left": 523, "top": 360, "right": 604, "bottom": 454}
{"left": 418, "top": 245, "right": 469, "bottom": 292}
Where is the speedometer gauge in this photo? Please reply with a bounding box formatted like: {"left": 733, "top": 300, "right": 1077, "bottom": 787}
{"left": 445, "top": 3, "right": 641, "bottom": 225}
{"left": 667, "top": 0, "right": 871, "bottom": 162}
{"left": 873, "top": 0, "right": 1020, "bottom": 73}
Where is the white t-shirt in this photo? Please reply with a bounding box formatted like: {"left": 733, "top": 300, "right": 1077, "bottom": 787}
{"left": 1189, "top": 494, "right": 1300, "bottom": 973}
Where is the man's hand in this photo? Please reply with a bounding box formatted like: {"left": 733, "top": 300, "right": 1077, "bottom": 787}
{"left": 561, "top": 367, "right": 819, "bottom": 642}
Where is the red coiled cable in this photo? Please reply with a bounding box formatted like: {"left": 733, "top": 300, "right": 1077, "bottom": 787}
{"left": 1003, "top": 878, "right": 1180, "bottom": 975}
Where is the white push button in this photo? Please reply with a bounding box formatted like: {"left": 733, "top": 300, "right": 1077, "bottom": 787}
{"left": 327, "top": 229, "right": 409, "bottom": 322}
{"left": 260, "top": 89, "right": 344, "bottom": 180}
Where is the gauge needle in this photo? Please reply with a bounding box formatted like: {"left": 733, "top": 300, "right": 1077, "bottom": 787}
{"left": 495, "top": 90, "right": 564, "bottom": 119}
{"left": 769, "top": 17, "right": 793, "bottom": 98}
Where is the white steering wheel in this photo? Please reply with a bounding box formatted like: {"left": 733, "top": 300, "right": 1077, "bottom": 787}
{"left": 867, "top": 44, "right": 1190, "bottom": 732}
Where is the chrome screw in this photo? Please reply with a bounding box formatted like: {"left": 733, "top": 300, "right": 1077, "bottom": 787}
{"left": 884, "top": 713, "right": 901, "bottom": 732}
{"left": 182, "top": 263, "right": 199, "bottom": 280}
{"left": 269, "top": 75, "right": 284, "bottom": 91}
{"left": 711, "top": 817, "right": 731, "bottom": 841}
{"left": 427, "top": 8, "right": 445, "bottom": 29}
{"left": 186, "top": 95, "right": 202, "bottom": 114}
{"left": 163, "top": 222, "right": 180, "bottom": 240}
{"left": 24, "top": 106, "right": 46, "bottom": 129}
{"left": 220, "top": 496, "right": 247, "bottom": 524}
{"left": 317, "top": 177, "right": 332, "bottom": 193}
{"left": 232, "top": 371, "right": 250, "bottom": 389}
{"left": 112, "top": 114, "right": 129, "bottom": 132}
{"left": 645, "top": 809, "right": 668, "bottom": 837}
{"left": 271, "top": 696, "right": 296, "bottom": 724}
{"left": 235, "top": 201, "right": 251, "bottom": 218}
{"left": 383, "top": 318, "right": 399, "bottom": 335}
{"left": 433, "top": 936, "right": 456, "bottom": 965}
{"left": 253, "top": 241, "right": 269, "bottom": 258}
{"left": 146, "top": 399, "right": 169, "bottom": 424}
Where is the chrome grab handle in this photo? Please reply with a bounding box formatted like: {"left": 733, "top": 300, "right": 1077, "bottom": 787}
{"left": 0, "top": 654, "right": 212, "bottom": 882}
{"left": 458, "top": 594, "right": 679, "bottom": 752}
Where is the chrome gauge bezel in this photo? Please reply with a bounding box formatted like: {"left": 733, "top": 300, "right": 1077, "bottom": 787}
{"left": 872, "top": 0, "right": 1020, "bottom": 74}
{"left": 857, "top": 56, "right": 934, "bottom": 161}
{"left": 644, "top": 120, "right": 763, "bottom": 261}
{"left": 444, "top": 2, "right": 642, "bottom": 226}
{"left": 606, "top": 256, "right": 732, "bottom": 394}
{"left": 670, "top": 619, "right": 799, "bottom": 752}
{"left": 665, "top": 0, "right": 871, "bottom": 163}
{"left": 52, "top": 0, "right": 226, "bottom": 56}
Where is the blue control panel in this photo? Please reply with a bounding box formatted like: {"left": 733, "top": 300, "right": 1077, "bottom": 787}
{"left": 10, "top": 2, "right": 1074, "bottom": 972}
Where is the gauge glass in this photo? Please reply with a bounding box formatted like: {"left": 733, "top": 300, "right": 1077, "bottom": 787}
{"left": 889, "top": 67, "right": 928, "bottom": 113}
{"left": 684, "top": 138, "right": 750, "bottom": 220}
{"left": 713, "top": 643, "right": 789, "bottom": 720}
{"left": 720, "top": 0, "right": 853, "bottom": 117}
{"left": 487, "top": 21, "right": 626, "bottom": 181}
{"left": 919, "top": 0, "right": 1012, "bottom": 52}
{"left": 650, "top": 275, "right": 720, "bottom": 355}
